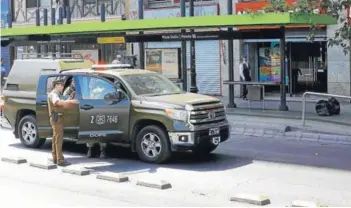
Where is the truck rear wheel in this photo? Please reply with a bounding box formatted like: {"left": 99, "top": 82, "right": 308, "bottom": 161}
{"left": 135, "top": 125, "right": 172, "bottom": 164}
{"left": 18, "top": 115, "right": 46, "bottom": 148}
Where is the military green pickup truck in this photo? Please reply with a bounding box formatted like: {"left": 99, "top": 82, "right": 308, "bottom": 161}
{"left": 2, "top": 60, "right": 230, "bottom": 163}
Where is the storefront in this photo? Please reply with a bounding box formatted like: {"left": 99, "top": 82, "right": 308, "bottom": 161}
{"left": 144, "top": 4, "right": 221, "bottom": 95}
{"left": 1, "top": 0, "right": 10, "bottom": 81}
{"left": 243, "top": 28, "right": 328, "bottom": 95}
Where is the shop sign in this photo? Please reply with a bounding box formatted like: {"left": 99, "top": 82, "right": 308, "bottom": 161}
{"left": 144, "top": 4, "right": 218, "bottom": 19}
{"left": 97, "top": 37, "right": 125, "bottom": 44}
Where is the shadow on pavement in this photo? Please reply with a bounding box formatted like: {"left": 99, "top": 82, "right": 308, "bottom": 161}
{"left": 9, "top": 139, "right": 253, "bottom": 174}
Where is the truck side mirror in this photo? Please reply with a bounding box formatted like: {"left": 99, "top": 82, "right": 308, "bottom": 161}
{"left": 104, "top": 91, "right": 120, "bottom": 104}
{"left": 114, "top": 81, "right": 121, "bottom": 89}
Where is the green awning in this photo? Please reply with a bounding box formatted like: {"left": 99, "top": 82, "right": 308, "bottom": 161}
{"left": 0, "top": 13, "right": 337, "bottom": 37}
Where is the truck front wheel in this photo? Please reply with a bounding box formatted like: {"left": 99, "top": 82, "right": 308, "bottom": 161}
{"left": 18, "top": 115, "right": 46, "bottom": 148}
{"left": 135, "top": 125, "right": 172, "bottom": 164}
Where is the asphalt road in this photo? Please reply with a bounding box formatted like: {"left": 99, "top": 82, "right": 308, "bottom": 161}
{"left": 1, "top": 127, "right": 351, "bottom": 206}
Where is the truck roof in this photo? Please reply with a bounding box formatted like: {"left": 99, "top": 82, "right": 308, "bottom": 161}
{"left": 62, "top": 68, "right": 156, "bottom": 76}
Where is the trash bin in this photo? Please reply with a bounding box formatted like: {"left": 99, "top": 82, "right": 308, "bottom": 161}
{"left": 247, "top": 85, "right": 263, "bottom": 101}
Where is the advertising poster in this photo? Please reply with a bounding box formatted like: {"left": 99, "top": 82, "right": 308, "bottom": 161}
{"left": 145, "top": 50, "right": 162, "bottom": 72}
{"left": 258, "top": 42, "right": 288, "bottom": 84}
{"left": 1, "top": 0, "right": 8, "bottom": 28}
{"left": 72, "top": 50, "right": 99, "bottom": 64}
{"left": 145, "top": 49, "right": 179, "bottom": 79}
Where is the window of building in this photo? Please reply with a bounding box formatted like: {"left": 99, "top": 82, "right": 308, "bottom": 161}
{"left": 26, "top": 0, "right": 39, "bottom": 8}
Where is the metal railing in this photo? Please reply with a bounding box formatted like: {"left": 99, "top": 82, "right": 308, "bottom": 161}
{"left": 223, "top": 80, "right": 278, "bottom": 109}
{"left": 302, "top": 91, "right": 351, "bottom": 126}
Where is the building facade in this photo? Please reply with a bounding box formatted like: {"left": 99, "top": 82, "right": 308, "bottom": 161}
{"left": 1, "top": 0, "right": 11, "bottom": 80}
{"left": 2, "top": 0, "right": 351, "bottom": 97}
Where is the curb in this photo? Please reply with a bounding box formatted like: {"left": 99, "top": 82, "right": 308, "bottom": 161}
{"left": 29, "top": 161, "right": 57, "bottom": 170}
{"left": 231, "top": 129, "right": 351, "bottom": 146}
{"left": 229, "top": 122, "right": 351, "bottom": 146}
{"left": 226, "top": 110, "right": 351, "bottom": 127}
{"left": 136, "top": 179, "right": 172, "bottom": 190}
{"left": 1, "top": 156, "right": 27, "bottom": 164}
{"left": 230, "top": 194, "right": 271, "bottom": 206}
{"left": 62, "top": 167, "right": 90, "bottom": 176}
{"left": 97, "top": 173, "right": 129, "bottom": 183}
{"left": 230, "top": 122, "right": 291, "bottom": 136}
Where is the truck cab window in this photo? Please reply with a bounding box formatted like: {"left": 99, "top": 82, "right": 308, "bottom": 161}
{"left": 78, "top": 76, "right": 116, "bottom": 100}
{"left": 46, "top": 76, "right": 69, "bottom": 94}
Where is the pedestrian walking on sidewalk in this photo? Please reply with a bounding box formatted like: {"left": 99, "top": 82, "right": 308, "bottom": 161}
{"left": 48, "top": 79, "right": 79, "bottom": 166}
{"left": 239, "top": 56, "right": 251, "bottom": 100}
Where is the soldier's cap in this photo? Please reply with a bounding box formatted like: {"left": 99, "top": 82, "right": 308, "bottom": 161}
{"left": 53, "top": 79, "right": 64, "bottom": 86}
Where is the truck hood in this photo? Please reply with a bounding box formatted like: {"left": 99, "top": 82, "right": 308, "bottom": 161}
{"left": 144, "top": 92, "right": 220, "bottom": 107}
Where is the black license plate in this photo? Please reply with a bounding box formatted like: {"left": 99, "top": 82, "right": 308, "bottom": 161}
{"left": 209, "top": 128, "right": 220, "bottom": 136}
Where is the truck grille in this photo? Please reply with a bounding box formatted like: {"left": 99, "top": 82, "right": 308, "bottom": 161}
{"left": 189, "top": 101, "right": 226, "bottom": 125}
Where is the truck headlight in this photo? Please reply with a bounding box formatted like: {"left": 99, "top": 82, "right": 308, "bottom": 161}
{"left": 165, "top": 109, "right": 187, "bottom": 122}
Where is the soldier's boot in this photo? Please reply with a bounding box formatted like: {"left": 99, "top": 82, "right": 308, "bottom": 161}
{"left": 100, "top": 148, "right": 107, "bottom": 159}
{"left": 87, "top": 147, "right": 93, "bottom": 158}
{"left": 99, "top": 143, "right": 107, "bottom": 159}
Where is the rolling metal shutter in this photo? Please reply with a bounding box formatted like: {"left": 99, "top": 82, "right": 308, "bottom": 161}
{"left": 1, "top": 46, "right": 10, "bottom": 76}
{"left": 146, "top": 40, "right": 221, "bottom": 95}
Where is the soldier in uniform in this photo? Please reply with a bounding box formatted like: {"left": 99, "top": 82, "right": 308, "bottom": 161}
{"left": 63, "top": 78, "right": 76, "bottom": 99}
{"left": 87, "top": 142, "right": 107, "bottom": 159}
{"left": 48, "top": 79, "right": 79, "bottom": 166}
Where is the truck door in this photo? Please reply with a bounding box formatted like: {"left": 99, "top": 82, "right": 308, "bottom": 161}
{"left": 36, "top": 74, "right": 80, "bottom": 138}
{"left": 74, "top": 74, "right": 130, "bottom": 144}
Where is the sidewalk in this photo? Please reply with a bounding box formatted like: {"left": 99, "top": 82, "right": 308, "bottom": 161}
{"left": 219, "top": 96, "right": 351, "bottom": 126}
{"left": 227, "top": 113, "right": 351, "bottom": 146}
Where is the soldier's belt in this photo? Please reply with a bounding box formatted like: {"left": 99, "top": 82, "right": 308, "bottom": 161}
{"left": 50, "top": 113, "right": 63, "bottom": 117}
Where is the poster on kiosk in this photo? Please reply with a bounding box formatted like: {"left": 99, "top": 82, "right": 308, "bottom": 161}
{"left": 145, "top": 48, "right": 180, "bottom": 79}
{"left": 258, "top": 42, "right": 288, "bottom": 85}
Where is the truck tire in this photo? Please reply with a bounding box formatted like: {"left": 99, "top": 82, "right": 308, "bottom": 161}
{"left": 192, "top": 144, "right": 218, "bottom": 155}
{"left": 18, "top": 115, "right": 46, "bottom": 148}
{"left": 135, "top": 125, "right": 172, "bottom": 164}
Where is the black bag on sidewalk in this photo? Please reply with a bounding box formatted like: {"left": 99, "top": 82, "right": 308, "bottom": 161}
{"left": 315, "top": 100, "right": 331, "bottom": 116}
{"left": 327, "top": 97, "right": 340, "bottom": 115}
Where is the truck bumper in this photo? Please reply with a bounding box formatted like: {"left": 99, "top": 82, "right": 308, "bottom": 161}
{"left": 168, "top": 124, "right": 230, "bottom": 151}
{"left": 0, "top": 115, "right": 12, "bottom": 129}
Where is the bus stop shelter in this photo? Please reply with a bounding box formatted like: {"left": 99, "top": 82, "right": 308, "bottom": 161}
{"left": 0, "top": 12, "right": 336, "bottom": 111}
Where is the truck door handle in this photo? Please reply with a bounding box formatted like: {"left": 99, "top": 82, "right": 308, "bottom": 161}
{"left": 80, "top": 105, "right": 94, "bottom": 110}
{"left": 40, "top": 101, "right": 47, "bottom": 107}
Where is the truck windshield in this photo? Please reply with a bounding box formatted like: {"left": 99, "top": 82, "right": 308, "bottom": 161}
{"left": 121, "top": 73, "right": 183, "bottom": 96}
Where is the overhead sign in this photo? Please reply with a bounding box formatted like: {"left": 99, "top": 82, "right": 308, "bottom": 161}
{"left": 160, "top": 33, "right": 220, "bottom": 41}
{"left": 97, "top": 37, "right": 125, "bottom": 44}
{"left": 125, "top": 30, "right": 283, "bottom": 42}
